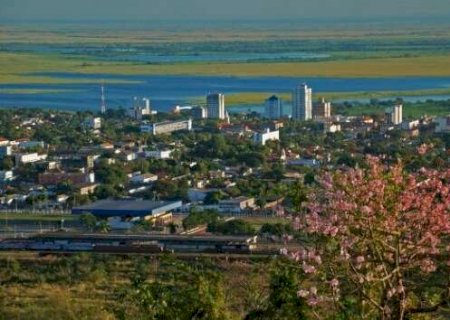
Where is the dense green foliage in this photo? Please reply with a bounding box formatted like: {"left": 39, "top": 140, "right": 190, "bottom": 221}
{"left": 208, "top": 219, "right": 256, "bottom": 236}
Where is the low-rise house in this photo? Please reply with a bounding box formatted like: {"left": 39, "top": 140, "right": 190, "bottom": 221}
{"left": 434, "top": 116, "right": 450, "bottom": 133}
{"left": 0, "top": 137, "right": 10, "bottom": 146}
{"left": 218, "top": 197, "right": 256, "bottom": 213}
{"left": 142, "top": 150, "right": 172, "bottom": 159}
{"left": 19, "top": 140, "right": 45, "bottom": 150}
{"left": 0, "top": 170, "right": 14, "bottom": 182}
{"left": 77, "top": 183, "right": 98, "bottom": 195}
{"left": 130, "top": 173, "right": 158, "bottom": 184}
{"left": 83, "top": 117, "right": 102, "bottom": 130}
{"left": 0, "top": 146, "right": 12, "bottom": 158}
{"left": 120, "top": 151, "right": 137, "bottom": 162}
{"left": 287, "top": 158, "right": 320, "bottom": 168}
{"left": 38, "top": 170, "right": 95, "bottom": 186}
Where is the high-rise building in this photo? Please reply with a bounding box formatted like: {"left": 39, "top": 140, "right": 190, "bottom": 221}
{"left": 385, "top": 104, "right": 403, "bottom": 125}
{"left": 206, "top": 93, "right": 225, "bottom": 119}
{"left": 265, "top": 95, "right": 283, "bottom": 119}
{"left": 100, "top": 83, "right": 107, "bottom": 114}
{"left": 292, "top": 83, "right": 312, "bottom": 120}
{"left": 191, "top": 106, "right": 208, "bottom": 119}
{"left": 313, "top": 97, "right": 331, "bottom": 119}
{"left": 128, "top": 97, "right": 151, "bottom": 120}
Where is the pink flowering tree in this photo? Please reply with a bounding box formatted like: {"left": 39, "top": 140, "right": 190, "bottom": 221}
{"left": 286, "top": 156, "right": 450, "bottom": 319}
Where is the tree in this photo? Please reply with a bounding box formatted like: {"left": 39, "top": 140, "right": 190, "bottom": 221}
{"left": 284, "top": 156, "right": 450, "bottom": 319}
{"left": 203, "top": 191, "right": 225, "bottom": 205}
{"left": 0, "top": 156, "right": 13, "bottom": 170}
{"left": 182, "top": 209, "right": 220, "bottom": 230}
{"left": 115, "top": 259, "right": 229, "bottom": 320}
{"left": 208, "top": 219, "right": 256, "bottom": 235}
{"left": 246, "top": 260, "right": 307, "bottom": 320}
{"left": 96, "top": 220, "right": 111, "bottom": 233}
{"left": 79, "top": 213, "right": 97, "bottom": 231}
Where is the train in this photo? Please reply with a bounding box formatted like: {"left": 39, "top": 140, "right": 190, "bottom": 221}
{"left": 0, "top": 233, "right": 257, "bottom": 254}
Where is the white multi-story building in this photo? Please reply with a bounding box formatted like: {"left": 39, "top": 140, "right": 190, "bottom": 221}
{"left": 385, "top": 104, "right": 403, "bottom": 125}
{"left": 292, "top": 83, "right": 313, "bottom": 121}
{"left": 140, "top": 119, "right": 192, "bottom": 135}
{"left": 265, "top": 95, "right": 283, "bottom": 119}
{"left": 253, "top": 128, "right": 280, "bottom": 146}
{"left": 206, "top": 93, "right": 225, "bottom": 119}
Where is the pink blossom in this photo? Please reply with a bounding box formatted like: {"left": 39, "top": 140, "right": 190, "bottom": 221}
{"left": 420, "top": 259, "right": 437, "bottom": 273}
{"left": 302, "top": 262, "right": 316, "bottom": 274}
{"left": 297, "top": 290, "right": 309, "bottom": 298}
{"left": 307, "top": 296, "right": 319, "bottom": 306}
{"left": 330, "top": 278, "right": 339, "bottom": 288}
{"left": 387, "top": 288, "right": 397, "bottom": 299}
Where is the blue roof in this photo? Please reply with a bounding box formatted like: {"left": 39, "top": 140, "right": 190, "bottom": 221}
{"left": 72, "top": 199, "right": 182, "bottom": 217}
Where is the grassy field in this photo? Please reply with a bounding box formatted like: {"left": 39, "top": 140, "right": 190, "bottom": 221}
{"left": 0, "top": 88, "right": 82, "bottom": 94}
{"left": 0, "top": 251, "right": 269, "bottom": 319}
{"left": 3, "top": 51, "right": 450, "bottom": 85}
{"left": 0, "top": 52, "right": 142, "bottom": 84}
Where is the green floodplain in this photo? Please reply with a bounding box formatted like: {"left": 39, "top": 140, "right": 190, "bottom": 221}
{"left": 2, "top": 22, "right": 450, "bottom": 107}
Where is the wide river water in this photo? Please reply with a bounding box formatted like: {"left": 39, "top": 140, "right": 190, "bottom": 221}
{"left": 1, "top": 73, "right": 450, "bottom": 113}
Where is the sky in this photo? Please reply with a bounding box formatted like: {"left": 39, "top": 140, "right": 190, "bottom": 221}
{"left": 0, "top": 0, "right": 449, "bottom": 22}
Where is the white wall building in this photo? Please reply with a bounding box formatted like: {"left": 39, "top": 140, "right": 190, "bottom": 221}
{"left": 253, "top": 128, "right": 280, "bottom": 146}
{"left": 206, "top": 93, "right": 225, "bottom": 119}
{"left": 402, "top": 120, "right": 420, "bottom": 130}
{"left": 143, "top": 150, "right": 173, "bottom": 160}
{"left": 83, "top": 117, "right": 102, "bottom": 130}
{"left": 292, "top": 83, "right": 313, "bottom": 121}
{"left": 15, "top": 153, "right": 47, "bottom": 164}
{"left": 130, "top": 173, "right": 158, "bottom": 184}
{"left": 141, "top": 119, "right": 192, "bottom": 135}
{"left": 385, "top": 104, "right": 403, "bottom": 125}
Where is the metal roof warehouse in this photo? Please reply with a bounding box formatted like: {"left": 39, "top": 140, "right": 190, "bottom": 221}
{"left": 72, "top": 199, "right": 182, "bottom": 217}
